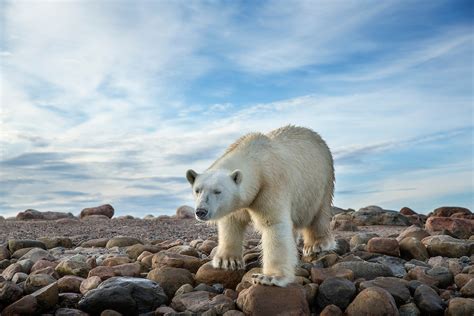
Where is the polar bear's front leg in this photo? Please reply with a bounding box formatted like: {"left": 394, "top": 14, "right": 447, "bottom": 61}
{"left": 252, "top": 219, "right": 297, "bottom": 287}
{"left": 213, "top": 212, "right": 249, "bottom": 270}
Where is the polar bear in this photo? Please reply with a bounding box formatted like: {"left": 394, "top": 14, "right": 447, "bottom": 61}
{"left": 186, "top": 125, "right": 335, "bottom": 287}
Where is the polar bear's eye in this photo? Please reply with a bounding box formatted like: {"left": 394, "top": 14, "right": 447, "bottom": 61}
{"left": 214, "top": 190, "right": 221, "bottom": 195}
{"left": 195, "top": 188, "right": 200, "bottom": 194}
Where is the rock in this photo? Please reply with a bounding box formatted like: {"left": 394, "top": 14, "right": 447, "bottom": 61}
{"left": 31, "top": 259, "right": 58, "bottom": 273}
{"left": 2, "top": 263, "right": 22, "bottom": 280}
{"left": 446, "top": 297, "right": 474, "bottom": 316}
{"left": 331, "top": 261, "right": 393, "bottom": 280}
{"left": 58, "top": 292, "right": 82, "bottom": 308}
{"left": 24, "top": 273, "right": 56, "bottom": 294}
{"left": 8, "top": 239, "right": 46, "bottom": 253}
{"left": 11, "top": 247, "right": 35, "bottom": 258}
{"left": 432, "top": 206, "right": 471, "bottom": 217}
{"left": 196, "top": 262, "right": 245, "bottom": 289}
{"left": 88, "top": 266, "right": 115, "bottom": 280}
{"left": 20, "top": 248, "right": 55, "bottom": 263}
{"left": 425, "top": 266, "right": 454, "bottom": 288}
{"left": 126, "top": 244, "right": 161, "bottom": 260}
{"left": 38, "top": 237, "right": 73, "bottom": 249}
{"left": 237, "top": 284, "right": 309, "bottom": 316}
{"left": 455, "top": 273, "right": 474, "bottom": 288}
{"left": 81, "top": 238, "right": 110, "bottom": 247}
{"left": 176, "top": 205, "right": 194, "bottom": 219}
{"left": 58, "top": 275, "right": 85, "bottom": 293}
{"left": 398, "top": 302, "right": 420, "bottom": 316}
{"left": 353, "top": 205, "right": 410, "bottom": 226}
{"left": 147, "top": 267, "right": 194, "bottom": 298}
{"left": 102, "top": 256, "right": 131, "bottom": 266}
{"left": 111, "top": 262, "right": 141, "bottom": 277}
{"left": 143, "top": 214, "right": 155, "bottom": 220}
{"left": 349, "top": 232, "right": 379, "bottom": 249}
{"left": 397, "top": 225, "right": 430, "bottom": 242}
{"left": 406, "top": 266, "right": 439, "bottom": 287}
{"left": 0, "top": 281, "right": 23, "bottom": 305}
{"left": 198, "top": 240, "right": 218, "bottom": 254}
{"left": 360, "top": 277, "right": 410, "bottom": 305}
{"left": 0, "top": 245, "right": 10, "bottom": 260}
{"left": 106, "top": 236, "right": 142, "bottom": 248}
{"left": 310, "top": 267, "right": 353, "bottom": 284}
{"left": 367, "top": 237, "right": 400, "bottom": 257}
{"left": 400, "top": 207, "right": 417, "bottom": 216}
{"left": 152, "top": 251, "right": 205, "bottom": 273}
{"left": 346, "top": 287, "right": 398, "bottom": 316}
{"left": 11, "top": 271, "right": 28, "bottom": 283}
{"left": 425, "top": 217, "right": 474, "bottom": 239}
{"left": 155, "top": 306, "right": 177, "bottom": 315}
{"left": 399, "top": 237, "right": 429, "bottom": 261}
{"left": 1, "top": 294, "right": 37, "bottom": 315}
{"left": 422, "top": 235, "right": 474, "bottom": 257}
{"left": 16, "top": 209, "right": 75, "bottom": 221}
{"left": 80, "top": 204, "right": 115, "bottom": 219}
{"left": 101, "top": 310, "right": 122, "bottom": 316}
{"left": 80, "top": 276, "right": 102, "bottom": 294}
{"left": 316, "top": 277, "right": 356, "bottom": 310}
{"left": 171, "top": 292, "right": 235, "bottom": 314}
{"left": 167, "top": 245, "right": 200, "bottom": 257}
{"left": 414, "top": 284, "right": 445, "bottom": 316}
{"left": 78, "top": 276, "right": 167, "bottom": 315}
{"left": 55, "top": 308, "right": 89, "bottom": 316}
{"left": 31, "top": 281, "right": 58, "bottom": 312}
{"left": 460, "top": 278, "right": 474, "bottom": 297}
{"left": 56, "top": 258, "right": 90, "bottom": 278}
{"left": 175, "top": 283, "right": 194, "bottom": 296}
{"left": 320, "top": 304, "right": 342, "bottom": 316}
{"left": 330, "top": 213, "right": 358, "bottom": 231}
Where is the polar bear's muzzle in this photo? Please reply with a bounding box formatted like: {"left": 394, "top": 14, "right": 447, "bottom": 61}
{"left": 195, "top": 208, "right": 209, "bottom": 220}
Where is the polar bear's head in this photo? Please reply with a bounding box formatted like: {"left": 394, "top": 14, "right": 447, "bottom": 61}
{"left": 186, "top": 169, "right": 242, "bottom": 221}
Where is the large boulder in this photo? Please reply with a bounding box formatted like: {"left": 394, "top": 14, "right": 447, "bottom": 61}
{"left": 353, "top": 205, "right": 410, "bottom": 226}
{"left": 425, "top": 217, "right": 474, "bottom": 239}
{"left": 176, "top": 205, "right": 194, "bottom": 219}
{"left": 80, "top": 204, "right": 114, "bottom": 219}
{"left": 78, "top": 277, "right": 167, "bottom": 315}
{"left": 16, "top": 209, "right": 75, "bottom": 221}
{"left": 421, "top": 235, "right": 474, "bottom": 257}
{"left": 432, "top": 206, "right": 471, "bottom": 218}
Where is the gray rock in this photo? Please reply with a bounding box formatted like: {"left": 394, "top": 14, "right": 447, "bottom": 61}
{"left": 422, "top": 235, "right": 474, "bottom": 258}
{"left": 20, "top": 248, "right": 55, "bottom": 263}
{"left": 353, "top": 205, "right": 410, "bottom": 226}
{"left": 24, "top": 273, "right": 56, "bottom": 294}
{"left": 368, "top": 255, "right": 407, "bottom": 278}
{"left": 0, "top": 280, "right": 23, "bottom": 306}
{"left": 360, "top": 277, "right": 411, "bottom": 305}
{"left": 8, "top": 239, "right": 46, "bottom": 253}
{"left": 399, "top": 302, "right": 420, "bottom": 316}
{"left": 316, "top": 276, "right": 356, "bottom": 310}
{"left": 332, "top": 261, "right": 393, "bottom": 280}
{"left": 414, "top": 284, "right": 445, "bottom": 316}
{"left": 78, "top": 276, "right": 167, "bottom": 315}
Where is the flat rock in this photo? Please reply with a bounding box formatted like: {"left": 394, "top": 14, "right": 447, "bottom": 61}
{"left": 55, "top": 308, "right": 89, "bottom": 316}
{"left": 1, "top": 294, "right": 38, "bottom": 315}
{"left": 422, "top": 235, "right": 474, "bottom": 257}
{"left": 432, "top": 206, "right": 471, "bottom": 217}
{"left": 426, "top": 216, "right": 474, "bottom": 239}
{"left": 172, "top": 291, "right": 235, "bottom": 314}
{"left": 16, "top": 209, "right": 75, "bottom": 221}
{"left": 38, "top": 237, "right": 73, "bottom": 249}
{"left": 126, "top": 244, "right": 161, "bottom": 260}
{"left": 8, "top": 239, "right": 46, "bottom": 253}
{"left": 367, "top": 237, "right": 400, "bottom": 257}
{"left": 147, "top": 266, "right": 194, "bottom": 298}
{"left": 310, "top": 267, "right": 353, "bottom": 284}
{"left": 414, "top": 284, "right": 445, "bottom": 316}
{"left": 152, "top": 251, "right": 205, "bottom": 273}
{"left": 20, "top": 248, "right": 55, "bottom": 263}
{"left": 81, "top": 238, "right": 110, "bottom": 248}
{"left": 332, "top": 261, "right": 393, "bottom": 280}
{"left": 360, "top": 277, "right": 411, "bottom": 305}
{"left": 78, "top": 276, "right": 167, "bottom": 315}
{"left": 176, "top": 205, "right": 194, "bottom": 219}
{"left": 237, "top": 284, "right": 309, "bottom": 316}
{"left": 346, "top": 286, "right": 398, "bottom": 316}
{"left": 80, "top": 204, "right": 114, "bottom": 219}
{"left": 2, "top": 263, "right": 22, "bottom": 281}
{"left": 460, "top": 278, "right": 474, "bottom": 297}
{"left": 195, "top": 261, "right": 245, "bottom": 289}
{"left": 106, "top": 236, "right": 142, "bottom": 248}
{"left": 80, "top": 276, "right": 102, "bottom": 294}
{"left": 349, "top": 233, "right": 379, "bottom": 249}
{"left": 396, "top": 225, "right": 430, "bottom": 242}
{"left": 316, "top": 276, "right": 356, "bottom": 311}
{"left": 58, "top": 275, "right": 85, "bottom": 293}
{"left": 353, "top": 205, "right": 410, "bottom": 226}
{"left": 166, "top": 245, "right": 200, "bottom": 257}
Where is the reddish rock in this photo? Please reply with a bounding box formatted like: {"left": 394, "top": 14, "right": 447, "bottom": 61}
{"left": 320, "top": 304, "right": 342, "bottom": 316}
{"left": 311, "top": 267, "right": 354, "bottom": 284}
{"left": 80, "top": 204, "right": 114, "bottom": 219}
{"left": 176, "top": 205, "right": 194, "bottom": 219}
{"left": 102, "top": 256, "right": 131, "bottom": 266}
{"left": 57, "top": 275, "right": 84, "bottom": 293}
{"left": 432, "top": 206, "right": 471, "bottom": 217}
{"left": 396, "top": 225, "right": 430, "bottom": 242}
{"left": 2, "top": 294, "right": 38, "bottom": 315}
{"left": 399, "top": 237, "right": 429, "bottom": 261}
{"left": 111, "top": 262, "right": 141, "bottom": 277}
{"left": 147, "top": 267, "right": 194, "bottom": 298}
{"left": 152, "top": 251, "right": 205, "bottom": 273}
{"left": 237, "top": 284, "right": 309, "bottom": 316}
{"left": 16, "top": 209, "right": 74, "bottom": 221}
{"left": 88, "top": 266, "right": 115, "bottom": 280}
{"left": 367, "top": 237, "right": 400, "bottom": 257}
{"left": 198, "top": 240, "right": 218, "bottom": 255}
{"left": 80, "top": 276, "right": 101, "bottom": 294}
{"left": 346, "top": 287, "right": 398, "bottom": 316}
{"left": 425, "top": 216, "right": 474, "bottom": 239}
{"left": 31, "top": 282, "right": 58, "bottom": 312}
{"left": 446, "top": 297, "right": 474, "bottom": 316}
{"left": 31, "top": 259, "right": 58, "bottom": 273}
{"left": 400, "top": 207, "right": 417, "bottom": 216}
{"left": 195, "top": 261, "right": 246, "bottom": 289}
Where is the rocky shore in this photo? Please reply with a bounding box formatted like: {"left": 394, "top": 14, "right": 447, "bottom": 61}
{"left": 0, "top": 204, "right": 473, "bottom": 315}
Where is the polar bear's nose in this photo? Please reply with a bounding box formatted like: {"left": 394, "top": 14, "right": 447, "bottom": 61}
{"left": 196, "top": 208, "right": 208, "bottom": 219}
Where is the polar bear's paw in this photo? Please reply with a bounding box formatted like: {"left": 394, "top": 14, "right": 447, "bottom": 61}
{"left": 212, "top": 255, "right": 245, "bottom": 270}
{"left": 251, "top": 273, "right": 291, "bottom": 287}
{"left": 303, "top": 237, "right": 337, "bottom": 256}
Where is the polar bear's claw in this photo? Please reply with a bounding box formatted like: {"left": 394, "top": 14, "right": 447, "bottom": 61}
{"left": 303, "top": 237, "right": 337, "bottom": 256}
{"left": 251, "top": 273, "right": 290, "bottom": 287}
{"left": 212, "top": 256, "right": 244, "bottom": 270}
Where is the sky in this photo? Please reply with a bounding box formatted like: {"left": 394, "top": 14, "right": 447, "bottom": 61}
{"left": 0, "top": 0, "right": 473, "bottom": 218}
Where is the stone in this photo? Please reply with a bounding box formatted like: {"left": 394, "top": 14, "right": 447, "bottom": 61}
{"left": 316, "top": 277, "right": 356, "bottom": 310}
{"left": 155, "top": 306, "right": 177, "bottom": 315}
{"left": 310, "top": 267, "right": 353, "bottom": 284}
{"left": 0, "top": 281, "right": 23, "bottom": 306}
{"left": 167, "top": 245, "right": 200, "bottom": 257}
{"left": 425, "top": 266, "right": 454, "bottom": 288}
{"left": 171, "top": 291, "right": 235, "bottom": 314}
{"left": 58, "top": 275, "right": 85, "bottom": 293}
{"left": 198, "top": 240, "right": 218, "bottom": 255}
{"left": 80, "top": 276, "right": 102, "bottom": 294}
{"left": 176, "top": 205, "right": 194, "bottom": 219}
{"left": 367, "top": 237, "right": 400, "bottom": 257}
{"left": 432, "top": 206, "right": 471, "bottom": 217}
{"left": 101, "top": 310, "right": 122, "bottom": 316}
{"left": 31, "top": 259, "right": 58, "bottom": 273}
{"left": 319, "top": 304, "right": 342, "bottom": 316}
{"left": 24, "top": 273, "right": 56, "bottom": 294}
{"left": 102, "top": 256, "right": 131, "bottom": 266}
{"left": 11, "top": 272, "right": 28, "bottom": 283}
{"left": 8, "top": 239, "right": 46, "bottom": 253}
{"left": 237, "top": 284, "right": 309, "bottom": 316}
{"left": 175, "top": 283, "right": 194, "bottom": 296}
{"left": 20, "top": 247, "right": 55, "bottom": 263}
{"left": 349, "top": 233, "right": 379, "bottom": 249}
{"left": 152, "top": 251, "right": 205, "bottom": 273}
{"left": 400, "top": 207, "right": 417, "bottom": 216}
{"left": 360, "top": 277, "right": 411, "bottom": 305}
{"left": 106, "top": 236, "right": 142, "bottom": 248}
{"left": 126, "top": 244, "right": 161, "bottom": 260}
{"left": 399, "top": 237, "right": 429, "bottom": 261}
{"left": 31, "top": 281, "right": 58, "bottom": 312}
{"left": 331, "top": 261, "right": 393, "bottom": 280}
{"left": 425, "top": 217, "right": 474, "bottom": 239}
{"left": 58, "top": 292, "right": 82, "bottom": 308}
{"left": 78, "top": 276, "right": 167, "bottom": 315}
{"left": 455, "top": 273, "right": 474, "bottom": 288}
{"left": 111, "top": 262, "right": 141, "bottom": 277}
{"left": 88, "top": 266, "right": 115, "bottom": 280}
{"left": 330, "top": 213, "right": 358, "bottom": 231}
{"left": 16, "top": 209, "right": 75, "bottom": 221}
{"left": 406, "top": 266, "right": 439, "bottom": 287}
{"left": 414, "top": 284, "right": 445, "bottom": 316}
{"left": 446, "top": 297, "right": 474, "bottom": 316}
{"left": 147, "top": 267, "right": 194, "bottom": 298}
{"left": 2, "top": 263, "right": 22, "bottom": 281}
{"left": 1, "top": 294, "right": 37, "bottom": 315}
{"left": 422, "top": 235, "right": 474, "bottom": 257}
{"left": 80, "top": 204, "right": 115, "bottom": 219}
{"left": 81, "top": 238, "right": 110, "bottom": 248}
{"left": 460, "top": 278, "right": 474, "bottom": 297}
{"left": 397, "top": 225, "right": 430, "bottom": 242}
{"left": 346, "top": 287, "right": 398, "bottom": 316}
{"left": 353, "top": 205, "right": 410, "bottom": 226}
{"left": 0, "top": 245, "right": 10, "bottom": 260}
{"left": 55, "top": 308, "right": 89, "bottom": 316}
{"left": 56, "top": 258, "right": 90, "bottom": 278}
{"left": 195, "top": 261, "right": 245, "bottom": 289}
{"left": 398, "top": 303, "right": 420, "bottom": 316}
{"left": 38, "top": 237, "right": 73, "bottom": 249}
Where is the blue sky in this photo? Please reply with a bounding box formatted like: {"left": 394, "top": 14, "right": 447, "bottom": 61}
{"left": 0, "top": 0, "right": 472, "bottom": 217}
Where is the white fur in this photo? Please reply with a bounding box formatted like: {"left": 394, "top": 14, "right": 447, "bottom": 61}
{"left": 186, "top": 125, "right": 335, "bottom": 287}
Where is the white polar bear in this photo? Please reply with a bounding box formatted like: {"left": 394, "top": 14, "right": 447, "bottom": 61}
{"left": 186, "top": 125, "right": 335, "bottom": 287}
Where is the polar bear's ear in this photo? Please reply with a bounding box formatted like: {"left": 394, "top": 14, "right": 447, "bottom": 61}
{"left": 230, "top": 169, "right": 242, "bottom": 185}
{"left": 186, "top": 169, "right": 198, "bottom": 185}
